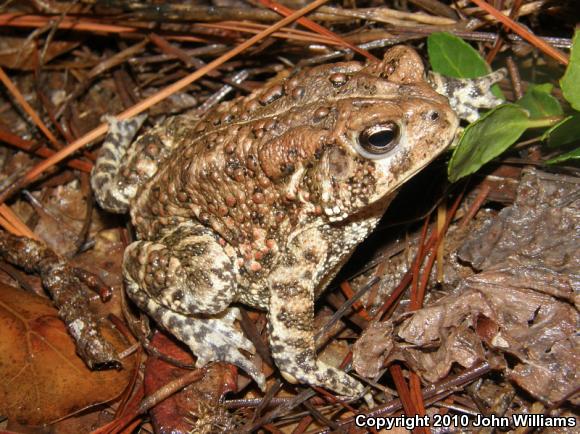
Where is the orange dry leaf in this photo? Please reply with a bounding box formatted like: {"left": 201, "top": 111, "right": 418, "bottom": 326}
{"left": 0, "top": 283, "right": 136, "bottom": 426}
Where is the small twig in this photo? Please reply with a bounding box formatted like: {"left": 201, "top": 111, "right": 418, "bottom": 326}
{"left": 251, "top": 380, "right": 283, "bottom": 425}
{"left": 314, "top": 276, "right": 378, "bottom": 341}
{"left": 459, "top": 184, "right": 491, "bottom": 230}
{"left": 408, "top": 0, "right": 458, "bottom": 19}
{"left": 313, "top": 362, "right": 492, "bottom": 433}
{"left": 137, "top": 368, "right": 205, "bottom": 414}
{"left": 0, "top": 126, "right": 92, "bottom": 172}
{"left": 506, "top": 56, "right": 524, "bottom": 100}
{"left": 0, "top": 231, "right": 119, "bottom": 367}
{"left": 224, "top": 396, "right": 316, "bottom": 409}
{"left": 415, "top": 190, "right": 464, "bottom": 309}
{"left": 410, "top": 215, "right": 431, "bottom": 310}
{"left": 196, "top": 21, "right": 338, "bottom": 46}
{"left": 435, "top": 203, "right": 446, "bottom": 283}
{"left": 0, "top": 66, "right": 61, "bottom": 147}
{"left": 320, "top": 5, "right": 456, "bottom": 26}
{"left": 0, "top": 208, "right": 19, "bottom": 235}
{"left": 245, "top": 389, "right": 317, "bottom": 431}
{"left": 390, "top": 364, "right": 429, "bottom": 434}
{"left": 0, "top": 203, "right": 37, "bottom": 239}
{"left": 410, "top": 372, "right": 428, "bottom": 419}
{"left": 311, "top": 386, "right": 369, "bottom": 432}
{"left": 193, "top": 69, "right": 251, "bottom": 116}
{"left": 239, "top": 308, "right": 273, "bottom": 367}
{"left": 117, "top": 342, "right": 140, "bottom": 360}
{"left": 375, "top": 269, "right": 413, "bottom": 321}
{"left": 470, "top": 0, "right": 569, "bottom": 65}
{"left": 302, "top": 400, "right": 344, "bottom": 432}
{"left": 484, "top": 0, "right": 523, "bottom": 64}
{"left": 0, "top": 13, "right": 143, "bottom": 35}
{"left": 142, "top": 340, "right": 197, "bottom": 370}
{"left": 56, "top": 40, "right": 148, "bottom": 118}
{"left": 292, "top": 416, "right": 313, "bottom": 433}
{"left": 0, "top": 261, "right": 40, "bottom": 294}
{"left": 258, "top": 0, "right": 377, "bottom": 61}
{"left": 339, "top": 280, "right": 372, "bottom": 321}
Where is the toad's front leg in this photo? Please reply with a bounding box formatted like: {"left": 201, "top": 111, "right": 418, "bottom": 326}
{"left": 268, "top": 229, "right": 364, "bottom": 397}
{"left": 123, "top": 221, "right": 265, "bottom": 389}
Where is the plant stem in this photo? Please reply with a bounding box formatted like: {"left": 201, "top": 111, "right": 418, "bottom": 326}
{"left": 526, "top": 116, "right": 565, "bottom": 129}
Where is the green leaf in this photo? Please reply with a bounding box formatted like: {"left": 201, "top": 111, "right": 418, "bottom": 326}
{"left": 427, "top": 32, "right": 503, "bottom": 98}
{"left": 543, "top": 112, "right": 580, "bottom": 148}
{"left": 546, "top": 147, "right": 580, "bottom": 164}
{"left": 448, "top": 104, "right": 531, "bottom": 182}
{"left": 560, "top": 30, "right": 580, "bottom": 110}
{"left": 517, "top": 83, "right": 563, "bottom": 119}
{"left": 428, "top": 32, "right": 490, "bottom": 78}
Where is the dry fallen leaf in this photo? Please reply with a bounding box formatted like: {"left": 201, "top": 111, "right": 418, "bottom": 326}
{"left": 0, "top": 283, "right": 136, "bottom": 426}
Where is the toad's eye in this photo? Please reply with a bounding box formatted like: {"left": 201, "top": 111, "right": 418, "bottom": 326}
{"left": 358, "top": 122, "right": 400, "bottom": 155}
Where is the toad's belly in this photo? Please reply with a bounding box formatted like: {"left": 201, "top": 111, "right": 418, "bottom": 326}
{"left": 235, "top": 211, "right": 384, "bottom": 311}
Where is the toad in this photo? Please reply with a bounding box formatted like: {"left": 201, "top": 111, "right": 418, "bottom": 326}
{"left": 91, "top": 46, "right": 503, "bottom": 395}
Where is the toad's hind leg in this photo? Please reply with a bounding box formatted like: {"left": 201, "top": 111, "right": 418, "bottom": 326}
{"left": 123, "top": 222, "right": 265, "bottom": 389}
{"left": 91, "top": 115, "right": 181, "bottom": 213}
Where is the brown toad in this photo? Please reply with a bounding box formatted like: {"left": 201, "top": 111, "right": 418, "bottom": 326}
{"left": 91, "top": 46, "right": 502, "bottom": 395}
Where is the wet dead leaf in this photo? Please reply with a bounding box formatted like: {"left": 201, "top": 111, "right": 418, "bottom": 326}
{"left": 354, "top": 169, "right": 579, "bottom": 405}
{"left": 399, "top": 310, "right": 487, "bottom": 382}
{"left": 0, "top": 283, "right": 136, "bottom": 426}
{"left": 474, "top": 277, "right": 579, "bottom": 405}
{"left": 352, "top": 321, "right": 393, "bottom": 378}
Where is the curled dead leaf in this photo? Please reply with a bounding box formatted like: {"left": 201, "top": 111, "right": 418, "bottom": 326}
{"left": 0, "top": 283, "right": 136, "bottom": 426}
{"left": 352, "top": 321, "right": 393, "bottom": 378}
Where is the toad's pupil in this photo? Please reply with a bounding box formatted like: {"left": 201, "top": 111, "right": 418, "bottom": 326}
{"left": 368, "top": 129, "right": 395, "bottom": 147}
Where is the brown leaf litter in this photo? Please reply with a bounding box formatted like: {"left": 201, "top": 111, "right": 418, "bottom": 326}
{"left": 354, "top": 168, "right": 579, "bottom": 406}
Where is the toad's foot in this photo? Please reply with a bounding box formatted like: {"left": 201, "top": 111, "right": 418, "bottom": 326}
{"left": 278, "top": 359, "right": 365, "bottom": 397}
{"left": 429, "top": 68, "right": 507, "bottom": 122}
{"left": 91, "top": 115, "right": 147, "bottom": 213}
{"left": 269, "top": 294, "right": 364, "bottom": 396}
{"left": 92, "top": 115, "right": 182, "bottom": 214}
{"left": 127, "top": 279, "right": 266, "bottom": 390}
{"left": 185, "top": 310, "right": 266, "bottom": 390}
